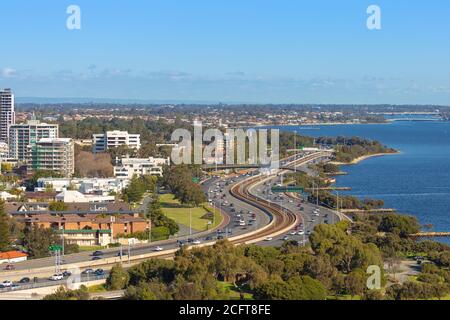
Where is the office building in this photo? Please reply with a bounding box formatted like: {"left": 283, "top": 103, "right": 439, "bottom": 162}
{"left": 92, "top": 130, "right": 141, "bottom": 153}
{"left": 114, "top": 156, "right": 170, "bottom": 178}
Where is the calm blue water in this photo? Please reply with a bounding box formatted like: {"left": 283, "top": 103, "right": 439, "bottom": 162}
{"left": 271, "top": 121, "right": 450, "bottom": 236}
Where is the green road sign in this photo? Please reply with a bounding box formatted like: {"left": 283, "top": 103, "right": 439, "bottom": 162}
{"left": 49, "top": 245, "right": 63, "bottom": 252}
{"left": 192, "top": 177, "right": 201, "bottom": 184}
{"left": 271, "top": 186, "right": 304, "bottom": 193}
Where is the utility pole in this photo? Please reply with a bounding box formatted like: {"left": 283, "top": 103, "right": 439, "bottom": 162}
{"left": 148, "top": 216, "right": 152, "bottom": 244}
{"left": 189, "top": 207, "right": 192, "bottom": 236}
{"left": 61, "top": 228, "right": 65, "bottom": 256}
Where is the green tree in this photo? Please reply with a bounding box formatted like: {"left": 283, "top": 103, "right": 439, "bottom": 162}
{"left": 49, "top": 201, "right": 69, "bottom": 212}
{"left": 106, "top": 264, "right": 130, "bottom": 290}
{"left": 0, "top": 200, "right": 10, "bottom": 251}
{"left": 43, "top": 286, "right": 89, "bottom": 300}
{"left": 22, "top": 225, "right": 59, "bottom": 258}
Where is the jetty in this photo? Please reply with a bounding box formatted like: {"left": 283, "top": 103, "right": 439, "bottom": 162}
{"left": 340, "top": 208, "right": 397, "bottom": 214}
{"left": 409, "top": 232, "right": 450, "bottom": 239}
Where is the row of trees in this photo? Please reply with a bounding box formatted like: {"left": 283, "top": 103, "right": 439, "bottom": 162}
{"left": 122, "top": 175, "right": 157, "bottom": 204}
{"left": 162, "top": 165, "right": 206, "bottom": 207}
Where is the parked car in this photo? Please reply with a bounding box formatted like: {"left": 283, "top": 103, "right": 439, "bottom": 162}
{"left": 1, "top": 280, "right": 13, "bottom": 287}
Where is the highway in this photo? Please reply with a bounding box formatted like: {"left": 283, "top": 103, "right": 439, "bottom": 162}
{"left": 0, "top": 151, "right": 345, "bottom": 294}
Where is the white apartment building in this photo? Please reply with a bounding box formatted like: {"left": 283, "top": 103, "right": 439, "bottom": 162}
{"left": 0, "top": 88, "right": 16, "bottom": 143}
{"left": 55, "top": 190, "right": 115, "bottom": 203}
{"left": 8, "top": 120, "right": 59, "bottom": 161}
{"left": 114, "top": 157, "right": 170, "bottom": 179}
{"left": 0, "top": 142, "right": 8, "bottom": 160}
{"left": 28, "top": 138, "right": 74, "bottom": 178}
{"left": 92, "top": 131, "right": 141, "bottom": 153}
{"left": 36, "top": 177, "right": 129, "bottom": 194}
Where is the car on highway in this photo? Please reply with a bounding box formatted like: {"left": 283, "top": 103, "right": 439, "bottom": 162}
{"left": 94, "top": 269, "right": 105, "bottom": 276}
{"left": 92, "top": 250, "right": 104, "bottom": 257}
{"left": 297, "top": 231, "right": 305, "bottom": 235}
{"left": 1, "top": 280, "right": 13, "bottom": 287}
{"left": 192, "top": 240, "right": 201, "bottom": 245}
{"left": 264, "top": 237, "right": 273, "bottom": 241}
{"left": 92, "top": 256, "right": 102, "bottom": 261}
{"left": 19, "top": 277, "right": 30, "bottom": 284}
{"left": 82, "top": 268, "right": 95, "bottom": 275}
{"left": 3, "top": 264, "right": 15, "bottom": 271}
{"left": 49, "top": 274, "right": 64, "bottom": 281}
{"left": 62, "top": 271, "right": 72, "bottom": 277}
{"left": 205, "top": 236, "right": 213, "bottom": 241}
{"left": 153, "top": 246, "right": 163, "bottom": 252}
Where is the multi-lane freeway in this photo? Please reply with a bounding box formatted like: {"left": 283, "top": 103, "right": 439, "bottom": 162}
{"left": 0, "top": 151, "right": 347, "bottom": 294}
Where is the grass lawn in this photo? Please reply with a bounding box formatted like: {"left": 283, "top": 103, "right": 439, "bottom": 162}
{"left": 217, "top": 282, "right": 254, "bottom": 300}
{"left": 78, "top": 245, "right": 106, "bottom": 252}
{"left": 87, "top": 284, "right": 107, "bottom": 293}
{"left": 160, "top": 194, "right": 222, "bottom": 232}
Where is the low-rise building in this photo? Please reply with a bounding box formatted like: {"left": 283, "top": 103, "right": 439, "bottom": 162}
{"left": 55, "top": 190, "right": 115, "bottom": 203}
{"left": 114, "top": 156, "right": 170, "bottom": 178}
{"left": 21, "top": 213, "right": 148, "bottom": 246}
{"left": 0, "top": 251, "right": 28, "bottom": 264}
{"left": 35, "top": 177, "right": 129, "bottom": 194}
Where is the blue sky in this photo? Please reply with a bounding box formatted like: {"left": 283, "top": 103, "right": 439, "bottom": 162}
{"left": 1, "top": 0, "right": 450, "bottom": 104}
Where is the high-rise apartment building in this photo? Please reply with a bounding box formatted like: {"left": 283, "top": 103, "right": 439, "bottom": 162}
{"left": 92, "top": 130, "right": 141, "bottom": 153}
{"left": 28, "top": 138, "right": 74, "bottom": 177}
{"left": 9, "top": 120, "right": 59, "bottom": 161}
{"left": 0, "top": 88, "right": 16, "bottom": 143}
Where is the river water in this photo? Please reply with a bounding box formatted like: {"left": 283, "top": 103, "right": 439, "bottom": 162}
{"left": 269, "top": 120, "right": 450, "bottom": 238}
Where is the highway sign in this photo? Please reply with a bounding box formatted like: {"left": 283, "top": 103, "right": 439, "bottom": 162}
{"left": 192, "top": 177, "right": 201, "bottom": 184}
{"left": 48, "top": 245, "right": 63, "bottom": 252}
{"left": 271, "top": 186, "right": 304, "bottom": 193}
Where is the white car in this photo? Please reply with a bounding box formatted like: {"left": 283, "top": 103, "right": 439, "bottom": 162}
{"left": 297, "top": 231, "right": 305, "bottom": 235}
{"left": 264, "top": 237, "right": 273, "bottom": 241}
{"left": 153, "top": 246, "right": 163, "bottom": 252}
{"left": 290, "top": 231, "right": 297, "bottom": 235}
{"left": 192, "top": 240, "right": 201, "bottom": 245}
{"left": 50, "top": 274, "right": 64, "bottom": 281}
{"left": 1, "top": 281, "right": 13, "bottom": 287}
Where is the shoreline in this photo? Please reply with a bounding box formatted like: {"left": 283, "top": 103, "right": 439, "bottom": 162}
{"left": 329, "top": 151, "right": 400, "bottom": 166}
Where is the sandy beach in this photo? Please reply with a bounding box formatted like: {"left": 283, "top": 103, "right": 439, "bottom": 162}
{"left": 330, "top": 151, "right": 400, "bottom": 165}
